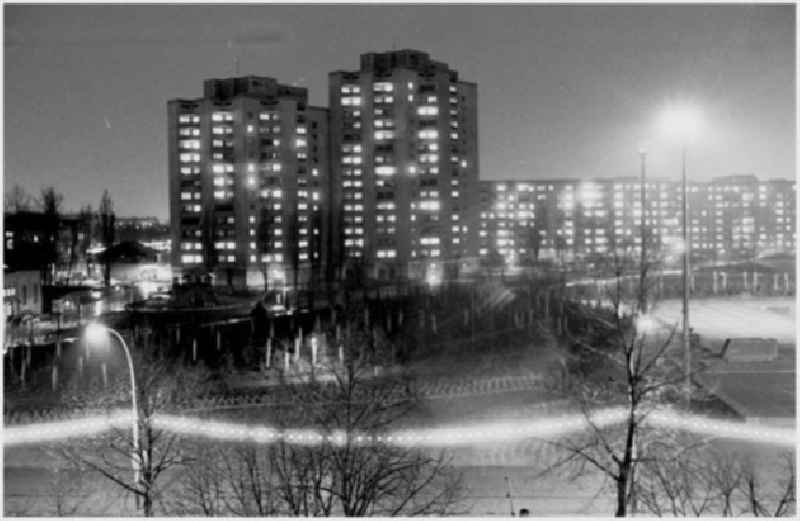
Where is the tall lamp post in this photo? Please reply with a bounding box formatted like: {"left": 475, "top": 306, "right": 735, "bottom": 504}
{"left": 85, "top": 323, "right": 140, "bottom": 498}
{"left": 639, "top": 148, "right": 648, "bottom": 314}
{"left": 681, "top": 144, "right": 690, "bottom": 406}
{"left": 659, "top": 105, "right": 702, "bottom": 408}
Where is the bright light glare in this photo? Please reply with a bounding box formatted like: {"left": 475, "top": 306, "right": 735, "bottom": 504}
{"left": 659, "top": 104, "right": 704, "bottom": 144}
{"left": 636, "top": 314, "right": 657, "bottom": 335}
{"left": 85, "top": 322, "right": 110, "bottom": 346}
{"left": 425, "top": 263, "right": 442, "bottom": 288}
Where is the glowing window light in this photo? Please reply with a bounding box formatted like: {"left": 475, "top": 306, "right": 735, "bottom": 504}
{"left": 373, "top": 82, "right": 394, "bottom": 92}
{"left": 417, "top": 129, "right": 439, "bottom": 140}
{"left": 417, "top": 106, "right": 438, "bottom": 116}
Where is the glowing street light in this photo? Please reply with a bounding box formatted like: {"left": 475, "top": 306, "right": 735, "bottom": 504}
{"left": 84, "top": 323, "right": 141, "bottom": 500}
{"left": 658, "top": 103, "right": 704, "bottom": 407}
{"left": 659, "top": 104, "right": 703, "bottom": 145}
{"left": 635, "top": 313, "right": 657, "bottom": 337}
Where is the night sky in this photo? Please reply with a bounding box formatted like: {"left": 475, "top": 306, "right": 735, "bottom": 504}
{"left": 4, "top": 4, "right": 795, "bottom": 220}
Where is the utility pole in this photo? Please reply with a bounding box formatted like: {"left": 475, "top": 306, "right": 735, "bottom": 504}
{"left": 504, "top": 475, "right": 516, "bottom": 517}
{"left": 681, "top": 146, "right": 691, "bottom": 407}
{"left": 639, "top": 149, "right": 648, "bottom": 314}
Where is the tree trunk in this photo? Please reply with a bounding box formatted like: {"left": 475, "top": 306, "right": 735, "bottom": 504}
{"left": 616, "top": 415, "right": 636, "bottom": 517}
{"left": 104, "top": 260, "right": 111, "bottom": 288}
{"left": 615, "top": 474, "right": 628, "bottom": 517}
{"left": 143, "top": 492, "right": 153, "bottom": 517}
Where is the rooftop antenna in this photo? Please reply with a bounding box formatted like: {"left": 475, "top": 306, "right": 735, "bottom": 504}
{"left": 227, "top": 39, "right": 239, "bottom": 75}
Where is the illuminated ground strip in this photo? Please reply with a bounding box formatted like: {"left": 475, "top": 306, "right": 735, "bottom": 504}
{"left": 3, "top": 408, "right": 795, "bottom": 447}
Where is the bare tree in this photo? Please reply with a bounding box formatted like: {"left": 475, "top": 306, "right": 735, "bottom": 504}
{"left": 4, "top": 184, "right": 32, "bottom": 212}
{"left": 277, "top": 330, "right": 464, "bottom": 516}
{"left": 171, "top": 443, "right": 279, "bottom": 517}
{"left": 525, "top": 202, "right": 549, "bottom": 266}
{"left": 635, "top": 435, "right": 795, "bottom": 517}
{"left": 176, "top": 324, "right": 464, "bottom": 517}
{"left": 37, "top": 186, "right": 63, "bottom": 283}
{"left": 58, "top": 338, "right": 218, "bottom": 516}
{"left": 545, "top": 290, "right": 705, "bottom": 516}
{"left": 742, "top": 451, "right": 795, "bottom": 517}
{"left": 64, "top": 205, "right": 94, "bottom": 283}
{"left": 633, "top": 430, "right": 726, "bottom": 516}
{"left": 98, "top": 190, "right": 115, "bottom": 287}
{"left": 39, "top": 458, "right": 93, "bottom": 517}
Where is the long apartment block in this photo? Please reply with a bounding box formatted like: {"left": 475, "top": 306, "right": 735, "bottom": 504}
{"left": 479, "top": 175, "right": 796, "bottom": 267}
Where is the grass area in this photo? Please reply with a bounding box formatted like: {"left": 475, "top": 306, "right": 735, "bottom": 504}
{"left": 705, "top": 373, "right": 795, "bottom": 417}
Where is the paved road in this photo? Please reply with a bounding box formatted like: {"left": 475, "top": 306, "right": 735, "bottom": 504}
{"left": 3, "top": 385, "right": 572, "bottom": 517}
{"left": 5, "top": 380, "right": 794, "bottom": 517}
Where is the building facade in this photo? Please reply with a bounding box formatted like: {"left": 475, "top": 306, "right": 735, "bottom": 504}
{"left": 328, "top": 50, "right": 480, "bottom": 284}
{"left": 166, "top": 56, "right": 792, "bottom": 292}
{"left": 168, "top": 76, "right": 330, "bottom": 289}
{"left": 479, "top": 176, "right": 796, "bottom": 268}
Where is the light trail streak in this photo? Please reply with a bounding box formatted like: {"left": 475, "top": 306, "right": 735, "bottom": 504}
{"left": 3, "top": 407, "right": 795, "bottom": 448}
{"left": 3, "top": 409, "right": 133, "bottom": 445}
{"left": 647, "top": 410, "right": 796, "bottom": 446}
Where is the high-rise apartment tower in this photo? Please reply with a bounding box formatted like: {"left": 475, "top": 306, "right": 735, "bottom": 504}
{"left": 168, "top": 76, "right": 330, "bottom": 289}
{"left": 328, "top": 50, "right": 480, "bottom": 284}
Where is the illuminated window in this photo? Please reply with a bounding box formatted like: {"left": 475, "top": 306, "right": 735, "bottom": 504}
{"left": 181, "top": 254, "right": 203, "bottom": 264}
{"left": 373, "top": 82, "right": 394, "bottom": 92}
{"left": 375, "top": 166, "right": 397, "bottom": 176}
{"left": 417, "top": 106, "right": 439, "bottom": 116}
{"left": 419, "top": 201, "right": 440, "bottom": 212}
{"left": 212, "top": 111, "right": 233, "bottom": 122}
{"left": 374, "top": 130, "right": 395, "bottom": 140}
{"left": 179, "top": 139, "right": 200, "bottom": 149}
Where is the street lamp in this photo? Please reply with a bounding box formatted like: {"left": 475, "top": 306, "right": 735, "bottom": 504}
{"left": 84, "top": 323, "right": 140, "bottom": 498}
{"left": 638, "top": 146, "right": 648, "bottom": 315}
{"left": 659, "top": 104, "right": 703, "bottom": 407}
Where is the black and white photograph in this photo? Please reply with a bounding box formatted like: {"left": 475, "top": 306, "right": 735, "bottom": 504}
{"left": 2, "top": 2, "right": 797, "bottom": 517}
